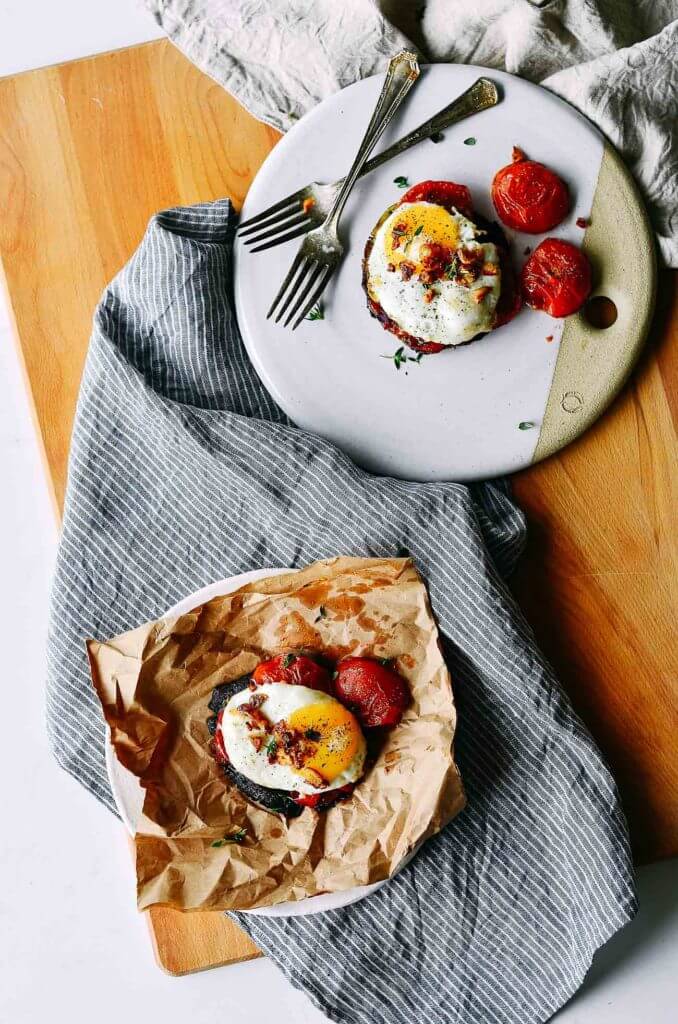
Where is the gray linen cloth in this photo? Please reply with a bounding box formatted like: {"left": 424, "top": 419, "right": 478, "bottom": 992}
{"left": 143, "top": 0, "right": 678, "bottom": 266}
{"left": 48, "top": 201, "right": 636, "bottom": 1024}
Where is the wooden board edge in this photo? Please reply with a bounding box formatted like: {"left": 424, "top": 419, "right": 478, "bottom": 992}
{"left": 0, "top": 37, "right": 165, "bottom": 84}
{"left": 0, "top": 265, "right": 60, "bottom": 523}
{"left": 146, "top": 907, "right": 262, "bottom": 976}
{"left": 126, "top": 816, "right": 262, "bottom": 973}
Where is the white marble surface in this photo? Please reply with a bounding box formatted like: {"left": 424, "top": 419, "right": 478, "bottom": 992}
{"left": 0, "top": 4, "right": 676, "bottom": 1022}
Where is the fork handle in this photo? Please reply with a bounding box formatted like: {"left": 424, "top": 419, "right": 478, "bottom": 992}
{"left": 355, "top": 76, "right": 499, "bottom": 180}
{"left": 325, "top": 50, "right": 420, "bottom": 230}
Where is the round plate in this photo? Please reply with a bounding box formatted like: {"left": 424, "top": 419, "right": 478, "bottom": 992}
{"left": 105, "top": 568, "right": 388, "bottom": 917}
{"left": 234, "top": 64, "right": 655, "bottom": 482}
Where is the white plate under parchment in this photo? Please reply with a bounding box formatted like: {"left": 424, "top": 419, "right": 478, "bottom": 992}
{"left": 105, "top": 567, "right": 408, "bottom": 917}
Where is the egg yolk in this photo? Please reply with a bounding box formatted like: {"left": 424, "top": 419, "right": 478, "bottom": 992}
{"left": 385, "top": 202, "right": 460, "bottom": 272}
{"left": 288, "top": 702, "right": 362, "bottom": 783}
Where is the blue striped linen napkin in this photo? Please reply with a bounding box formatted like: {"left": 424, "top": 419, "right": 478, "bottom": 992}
{"left": 47, "top": 200, "right": 636, "bottom": 1024}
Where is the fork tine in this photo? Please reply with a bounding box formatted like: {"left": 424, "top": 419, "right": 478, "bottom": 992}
{"left": 283, "top": 261, "right": 324, "bottom": 327}
{"left": 266, "top": 250, "right": 305, "bottom": 320}
{"left": 238, "top": 190, "right": 303, "bottom": 232}
{"left": 244, "top": 212, "right": 309, "bottom": 248}
{"left": 290, "top": 265, "right": 334, "bottom": 330}
{"left": 251, "top": 223, "right": 312, "bottom": 254}
{"left": 275, "top": 258, "right": 316, "bottom": 324}
{"left": 242, "top": 211, "right": 307, "bottom": 245}
{"left": 239, "top": 201, "right": 300, "bottom": 239}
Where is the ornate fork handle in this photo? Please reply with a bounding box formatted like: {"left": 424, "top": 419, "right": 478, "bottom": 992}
{"left": 355, "top": 77, "right": 499, "bottom": 180}
{"left": 325, "top": 50, "right": 420, "bottom": 231}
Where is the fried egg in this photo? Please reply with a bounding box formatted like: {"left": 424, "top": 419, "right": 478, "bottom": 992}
{"left": 365, "top": 201, "right": 502, "bottom": 346}
{"left": 219, "top": 683, "right": 366, "bottom": 794}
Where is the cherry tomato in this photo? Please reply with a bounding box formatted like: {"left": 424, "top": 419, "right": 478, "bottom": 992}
{"left": 492, "top": 150, "right": 569, "bottom": 233}
{"left": 521, "top": 238, "right": 592, "bottom": 318}
{"left": 252, "top": 652, "right": 331, "bottom": 691}
{"left": 333, "top": 658, "right": 409, "bottom": 728}
{"left": 401, "top": 180, "right": 473, "bottom": 218}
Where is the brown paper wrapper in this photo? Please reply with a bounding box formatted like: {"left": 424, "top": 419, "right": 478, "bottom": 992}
{"left": 87, "top": 557, "right": 466, "bottom": 911}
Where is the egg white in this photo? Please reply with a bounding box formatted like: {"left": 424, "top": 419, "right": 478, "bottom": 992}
{"left": 219, "top": 683, "right": 367, "bottom": 794}
{"left": 366, "top": 201, "right": 501, "bottom": 346}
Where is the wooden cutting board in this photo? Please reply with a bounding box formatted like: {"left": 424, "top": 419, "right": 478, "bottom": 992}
{"left": 0, "top": 39, "right": 676, "bottom": 976}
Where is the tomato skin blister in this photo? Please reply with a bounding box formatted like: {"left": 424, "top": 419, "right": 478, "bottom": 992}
{"left": 252, "top": 653, "right": 331, "bottom": 692}
{"left": 333, "top": 657, "right": 409, "bottom": 728}
{"left": 521, "top": 238, "right": 592, "bottom": 318}
{"left": 492, "top": 152, "right": 570, "bottom": 234}
{"left": 401, "top": 180, "right": 473, "bottom": 218}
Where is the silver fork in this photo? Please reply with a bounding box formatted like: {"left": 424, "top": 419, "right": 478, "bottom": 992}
{"left": 240, "top": 76, "right": 499, "bottom": 252}
{"left": 267, "top": 51, "right": 420, "bottom": 330}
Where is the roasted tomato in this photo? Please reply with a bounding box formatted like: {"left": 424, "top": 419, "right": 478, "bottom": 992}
{"left": 293, "top": 792, "right": 322, "bottom": 808}
{"left": 252, "top": 652, "right": 331, "bottom": 691}
{"left": 212, "top": 711, "right": 229, "bottom": 765}
{"left": 492, "top": 148, "right": 570, "bottom": 233}
{"left": 398, "top": 335, "right": 448, "bottom": 355}
{"left": 333, "top": 658, "right": 409, "bottom": 728}
{"left": 293, "top": 783, "right": 355, "bottom": 809}
{"left": 401, "top": 179, "right": 473, "bottom": 218}
{"left": 521, "top": 238, "right": 592, "bottom": 318}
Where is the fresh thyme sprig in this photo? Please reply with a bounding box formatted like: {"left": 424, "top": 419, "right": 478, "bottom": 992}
{"left": 381, "top": 346, "right": 424, "bottom": 371}
{"left": 211, "top": 827, "right": 248, "bottom": 848}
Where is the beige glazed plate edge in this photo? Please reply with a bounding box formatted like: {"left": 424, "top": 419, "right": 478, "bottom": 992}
{"left": 535, "top": 141, "right": 657, "bottom": 462}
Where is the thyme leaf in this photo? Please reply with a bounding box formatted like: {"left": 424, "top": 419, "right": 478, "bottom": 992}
{"left": 211, "top": 827, "right": 247, "bottom": 848}
{"left": 381, "top": 347, "right": 425, "bottom": 370}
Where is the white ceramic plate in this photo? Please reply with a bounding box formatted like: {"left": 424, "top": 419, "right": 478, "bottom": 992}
{"left": 105, "top": 568, "right": 392, "bottom": 917}
{"left": 234, "top": 64, "right": 654, "bottom": 482}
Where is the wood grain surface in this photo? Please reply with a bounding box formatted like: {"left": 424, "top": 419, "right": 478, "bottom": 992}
{"left": 0, "top": 39, "right": 676, "bottom": 975}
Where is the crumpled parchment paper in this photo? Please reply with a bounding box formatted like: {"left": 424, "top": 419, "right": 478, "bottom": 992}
{"left": 87, "top": 556, "right": 465, "bottom": 911}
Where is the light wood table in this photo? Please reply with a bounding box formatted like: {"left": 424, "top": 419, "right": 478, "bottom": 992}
{"left": 0, "top": 39, "right": 676, "bottom": 974}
